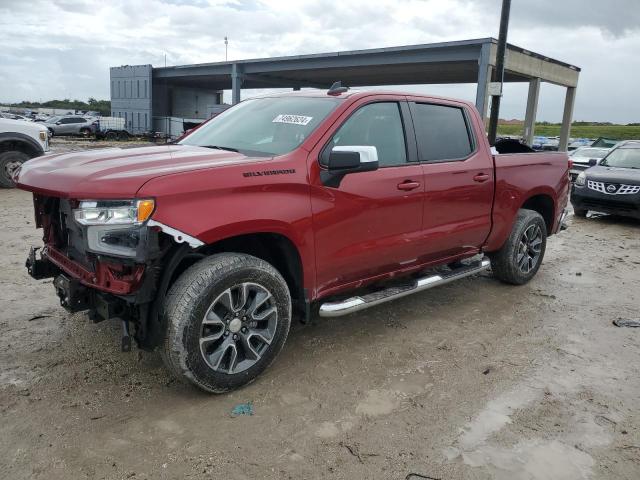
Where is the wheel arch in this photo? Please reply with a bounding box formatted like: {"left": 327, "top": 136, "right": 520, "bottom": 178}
{"left": 201, "top": 232, "right": 306, "bottom": 311}
{"left": 0, "top": 132, "right": 44, "bottom": 158}
{"left": 520, "top": 192, "right": 555, "bottom": 233}
{"left": 142, "top": 230, "right": 308, "bottom": 350}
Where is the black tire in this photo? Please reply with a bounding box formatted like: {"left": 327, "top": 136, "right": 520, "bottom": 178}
{"left": 489, "top": 209, "right": 547, "bottom": 285}
{"left": 573, "top": 207, "right": 588, "bottom": 218}
{"left": 117, "top": 131, "right": 129, "bottom": 141}
{"left": 79, "top": 127, "right": 92, "bottom": 138}
{"left": 0, "top": 150, "right": 29, "bottom": 188}
{"left": 162, "top": 253, "right": 292, "bottom": 393}
{"left": 105, "top": 131, "right": 117, "bottom": 141}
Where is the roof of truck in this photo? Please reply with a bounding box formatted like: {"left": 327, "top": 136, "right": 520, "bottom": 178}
{"left": 248, "top": 88, "right": 475, "bottom": 107}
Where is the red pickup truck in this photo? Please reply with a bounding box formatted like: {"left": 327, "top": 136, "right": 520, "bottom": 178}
{"left": 17, "top": 89, "right": 569, "bottom": 393}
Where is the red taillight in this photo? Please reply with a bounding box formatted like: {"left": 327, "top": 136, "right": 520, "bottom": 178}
{"left": 568, "top": 158, "right": 573, "bottom": 169}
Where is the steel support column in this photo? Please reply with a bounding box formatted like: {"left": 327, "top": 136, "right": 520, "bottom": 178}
{"left": 475, "top": 43, "right": 492, "bottom": 125}
{"left": 523, "top": 78, "right": 540, "bottom": 146}
{"left": 559, "top": 86, "right": 576, "bottom": 152}
{"left": 231, "top": 64, "right": 243, "bottom": 105}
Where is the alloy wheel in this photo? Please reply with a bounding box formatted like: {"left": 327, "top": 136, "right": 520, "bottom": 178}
{"left": 516, "top": 224, "right": 543, "bottom": 274}
{"left": 4, "top": 160, "right": 22, "bottom": 183}
{"left": 199, "top": 282, "right": 278, "bottom": 374}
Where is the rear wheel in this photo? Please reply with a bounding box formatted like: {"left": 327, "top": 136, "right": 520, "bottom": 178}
{"left": 105, "top": 131, "right": 117, "bottom": 140}
{"left": 162, "top": 253, "right": 291, "bottom": 393}
{"left": 79, "top": 127, "right": 92, "bottom": 138}
{"left": 117, "top": 131, "right": 129, "bottom": 141}
{"left": 489, "top": 209, "right": 547, "bottom": 285}
{"left": 0, "top": 151, "right": 29, "bottom": 188}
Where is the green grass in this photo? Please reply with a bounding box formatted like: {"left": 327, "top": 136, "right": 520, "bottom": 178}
{"left": 497, "top": 124, "right": 640, "bottom": 140}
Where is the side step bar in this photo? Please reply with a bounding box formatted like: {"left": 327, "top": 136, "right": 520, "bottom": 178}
{"left": 319, "top": 258, "right": 491, "bottom": 318}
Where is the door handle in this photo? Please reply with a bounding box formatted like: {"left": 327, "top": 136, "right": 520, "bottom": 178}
{"left": 397, "top": 180, "right": 421, "bottom": 191}
{"left": 473, "top": 173, "right": 490, "bottom": 183}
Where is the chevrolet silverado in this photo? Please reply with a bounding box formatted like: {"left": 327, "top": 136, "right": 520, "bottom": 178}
{"left": 16, "top": 88, "right": 570, "bottom": 392}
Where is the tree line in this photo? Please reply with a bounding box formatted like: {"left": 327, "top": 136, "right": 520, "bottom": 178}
{"left": 7, "top": 98, "right": 111, "bottom": 116}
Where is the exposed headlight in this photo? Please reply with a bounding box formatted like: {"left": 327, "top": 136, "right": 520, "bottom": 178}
{"left": 74, "top": 199, "right": 155, "bottom": 226}
{"left": 73, "top": 199, "right": 155, "bottom": 257}
{"left": 575, "top": 172, "right": 586, "bottom": 186}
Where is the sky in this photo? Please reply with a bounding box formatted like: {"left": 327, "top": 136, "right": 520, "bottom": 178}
{"left": 0, "top": 0, "right": 639, "bottom": 122}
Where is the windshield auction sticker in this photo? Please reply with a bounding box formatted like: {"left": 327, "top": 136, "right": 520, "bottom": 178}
{"left": 272, "top": 114, "right": 313, "bottom": 126}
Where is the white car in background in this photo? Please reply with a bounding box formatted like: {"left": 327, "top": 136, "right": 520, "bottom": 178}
{"left": 568, "top": 146, "right": 611, "bottom": 181}
{"left": 0, "top": 118, "right": 50, "bottom": 188}
{"left": 0, "top": 112, "right": 32, "bottom": 122}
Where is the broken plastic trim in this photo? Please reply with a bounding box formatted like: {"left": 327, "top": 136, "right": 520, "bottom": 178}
{"left": 147, "top": 219, "right": 204, "bottom": 248}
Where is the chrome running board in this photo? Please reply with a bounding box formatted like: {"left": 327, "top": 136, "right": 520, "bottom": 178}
{"left": 318, "top": 258, "right": 491, "bottom": 318}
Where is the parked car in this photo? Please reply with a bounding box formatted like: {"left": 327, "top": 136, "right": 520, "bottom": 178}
{"left": 0, "top": 117, "right": 49, "bottom": 188}
{"left": 571, "top": 141, "right": 640, "bottom": 219}
{"left": 531, "top": 136, "right": 559, "bottom": 151}
{"left": 591, "top": 137, "right": 620, "bottom": 149}
{"left": 0, "top": 112, "right": 31, "bottom": 121}
{"left": 16, "top": 89, "right": 570, "bottom": 392}
{"left": 568, "top": 146, "right": 611, "bottom": 181}
{"left": 42, "top": 115, "right": 96, "bottom": 137}
{"left": 568, "top": 138, "right": 593, "bottom": 150}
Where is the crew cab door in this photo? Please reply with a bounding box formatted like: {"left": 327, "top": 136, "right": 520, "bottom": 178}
{"left": 407, "top": 99, "right": 494, "bottom": 260}
{"left": 309, "top": 99, "right": 425, "bottom": 296}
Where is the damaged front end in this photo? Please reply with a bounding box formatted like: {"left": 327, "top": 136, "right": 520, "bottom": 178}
{"left": 26, "top": 194, "right": 202, "bottom": 351}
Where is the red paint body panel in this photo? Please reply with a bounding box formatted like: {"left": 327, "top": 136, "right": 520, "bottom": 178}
{"left": 484, "top": 152, "right": 570, "bottom": 251}
{"left": 16, "top": 90, "right": 569, "bottom": 303}
{"left": 415, "top": 96, "right": 495, "bottom": 260}
{"left": 16, "top": 145, "right": 255, "bottom": 198}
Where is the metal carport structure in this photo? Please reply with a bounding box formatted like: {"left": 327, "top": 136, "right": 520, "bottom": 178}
{"left": 147, "top": 38, "right": 580, "bottom": 149}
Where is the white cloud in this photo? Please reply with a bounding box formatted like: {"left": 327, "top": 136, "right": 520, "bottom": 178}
{"left": 0, "top": 0, "right": 638, "bottom": 122}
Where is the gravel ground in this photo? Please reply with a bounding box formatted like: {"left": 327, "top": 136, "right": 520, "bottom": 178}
{"left": 1, "top": 140, "right": 639, "bottom": 479}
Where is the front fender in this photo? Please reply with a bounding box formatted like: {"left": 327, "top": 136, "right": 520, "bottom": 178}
{"left": 137, "top": 157, "right": 315, "bottom": 290}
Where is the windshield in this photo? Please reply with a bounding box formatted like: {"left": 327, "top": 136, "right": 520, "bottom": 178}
{"left": 600, "top": 147, "right": 640, "bottom": 169}
{"left": 179, "top": 96, "right": 342, "bottom": 156}
{"left": 571, "top": 148, "right": 608, "bottom": 159}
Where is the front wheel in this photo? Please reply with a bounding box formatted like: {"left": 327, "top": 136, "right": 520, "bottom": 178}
{"left": 489, "top": 209, "right": 547, "bottom": 285}
{"left": 162, "top": 253, "right": 291, "bottom": 393}
{"left": 0, "top": 151, "right": 29, "bottom": 188}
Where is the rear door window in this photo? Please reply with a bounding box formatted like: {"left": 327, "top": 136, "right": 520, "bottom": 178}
{"left": 411, "top": 103, "right": 474, "bottom": 162}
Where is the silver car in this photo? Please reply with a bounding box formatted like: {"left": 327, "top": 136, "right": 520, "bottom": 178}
{"left": 43, "top": 115, "right": 96, "bottom": 137}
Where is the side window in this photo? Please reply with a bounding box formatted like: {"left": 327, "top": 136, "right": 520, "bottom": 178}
{"left": 327, "top": 102, "right": 407, "bottom": 167}
{"left": 412, "top": 103, "right": 473, "bottom": 162}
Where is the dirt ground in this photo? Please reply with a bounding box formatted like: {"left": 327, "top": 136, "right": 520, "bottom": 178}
{"left": 1, "top": 139, "right": 639, "bottom": 479}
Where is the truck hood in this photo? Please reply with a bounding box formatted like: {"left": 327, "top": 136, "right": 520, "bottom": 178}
{"left": 586, "top": 165, "right": 640, "bottom": 184}
{"left": 17, "top": 144, "right": 266, "bottom": 198}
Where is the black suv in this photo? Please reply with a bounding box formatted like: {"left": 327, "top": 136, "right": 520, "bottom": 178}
{"left": 571, "top": 141, "right": 640, "bottom": 219}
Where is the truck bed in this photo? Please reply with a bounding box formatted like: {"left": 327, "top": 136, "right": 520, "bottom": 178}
{"left": 485, "top": 152, "right": 570, "bottom": 251}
